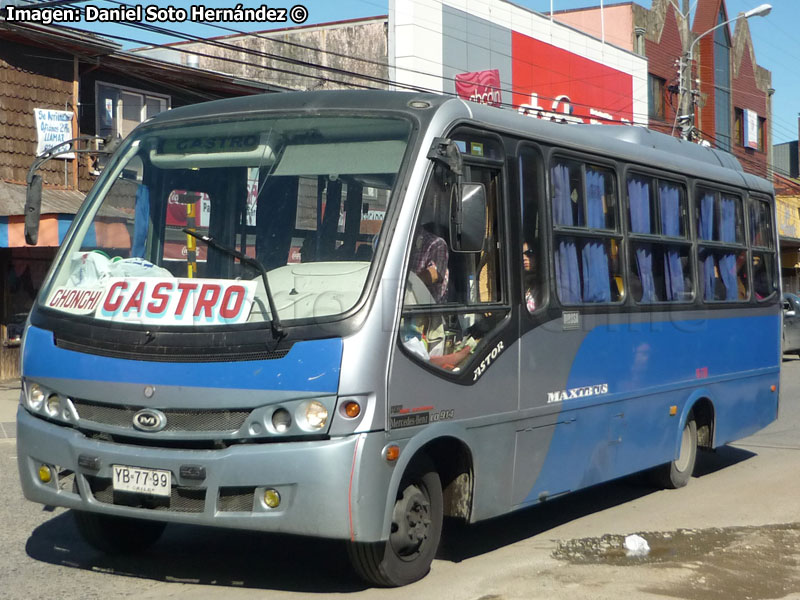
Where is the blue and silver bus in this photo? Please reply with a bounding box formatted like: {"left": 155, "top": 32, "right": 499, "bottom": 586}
{"left": 17, "top": 91, "right": 780, "bottom": 586}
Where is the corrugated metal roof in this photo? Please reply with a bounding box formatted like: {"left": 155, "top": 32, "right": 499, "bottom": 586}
{"left": 0, "top": 180, "right": 84, "bottom": 216}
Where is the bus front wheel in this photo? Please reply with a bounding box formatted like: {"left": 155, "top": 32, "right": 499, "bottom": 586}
{"left": 73, "top": 510, "right": 166, "bottom": 554}
{"left": 347, "top": 456, "right": 443, "bottom": 587}
{"left": 654, "top": 414, "right": 697, "bottom": 489}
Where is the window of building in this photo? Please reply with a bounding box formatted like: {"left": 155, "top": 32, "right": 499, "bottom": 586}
{"left": 626, "top": 174, "right": 692, "bottom": 303}
{"left": 734, "top": 108, "right": 744, "bottom": 146}
{"left": 648, "top": 74, "right": 666, "bottom": 121}
{"left": 96, "top": 82, "right": 170, "bottom": 140}
{"left": 713, "top": 10, "right": 732, "bottom": 151}
{"left": 551, "top": 158, "right": 622, "bottom": 305}
{"left": 758, "top": 117, "right": 767, "bottom": 152}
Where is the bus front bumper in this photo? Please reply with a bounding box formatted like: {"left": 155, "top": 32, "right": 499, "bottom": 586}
{"left": 16, "top": 406, "right": 386, "bottom": 540}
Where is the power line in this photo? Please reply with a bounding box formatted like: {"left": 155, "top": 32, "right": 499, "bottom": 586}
{"left": 22, "top": 0, "right": 794, "bottom": 141}
{"left": 86, "top": 0, "right": 652, "bottom": 123}
{"left": 13, "top": 1, "right": 794, "bottom": 180}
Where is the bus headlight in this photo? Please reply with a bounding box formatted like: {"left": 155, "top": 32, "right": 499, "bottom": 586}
{"left": 44, "top": 394, "right": 61, "bottom": 417}
{"left": 299, "top": 400, "right": 329, "bottom": 431}
{"left": 271, "top": 408, "right": 292, "bottom": 433}
{"left": 26, "top": 384, "right": 45, "bottom": 412}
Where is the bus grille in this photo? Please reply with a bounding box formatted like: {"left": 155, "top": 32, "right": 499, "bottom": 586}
{"left": 85, "top": 475, "right": 206, "bottom": 513}
{"left": 72, "top": 399, "right": 251, "bottom": 433}
{"left": 217, "top": 487, "right": 256, "bottom": 512}
{"left": 57, "top": 468, "right": 75, "bottom": 492}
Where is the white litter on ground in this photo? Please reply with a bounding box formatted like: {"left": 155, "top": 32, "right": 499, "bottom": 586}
{"left": 624, "top": 534, "right": 650, "bottom": 557}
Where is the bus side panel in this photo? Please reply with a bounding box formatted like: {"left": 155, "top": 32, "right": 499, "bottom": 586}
{"left": 706, "top": 373, "right": 779, "bottom": 447}
{"left": 516, "top": 311, "right": 779, "bottom": 506}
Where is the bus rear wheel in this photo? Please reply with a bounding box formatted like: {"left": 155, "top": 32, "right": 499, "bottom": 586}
{"left": 654, "top": 414, "right": 697, "bottom": 489}
{"left": 73, "top": 510, "right": 166, "bottom": 554}
{"left": 347, "top": 457, "right": 443, "bottom": 587}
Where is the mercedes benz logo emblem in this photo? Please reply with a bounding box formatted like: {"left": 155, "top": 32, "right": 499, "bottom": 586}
{"left": 132, "top": 408, "right": 167, "bottom": 432}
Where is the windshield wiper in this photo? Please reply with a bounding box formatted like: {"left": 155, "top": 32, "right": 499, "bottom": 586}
{"left": 182, "top": 228, "right": 285, "bottom": 341}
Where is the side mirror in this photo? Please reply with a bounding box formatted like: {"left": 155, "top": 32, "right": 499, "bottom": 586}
{"left": 24, "top": 174, "right": 43, "bottom": 245}
{"left": 451, "top": 182, "right": 486, "bottom": 252}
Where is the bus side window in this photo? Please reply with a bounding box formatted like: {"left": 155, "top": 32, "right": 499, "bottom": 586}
{"left": 399, "top": 162, "right": 508, "bottom": 375}
{"left": 519, "top": 148, "right": 544, "bottom": 313}
{"left": 551, "top": 159, "right": 621, "bottom": 305}
{"left": 627, "top": 175, "right": 692, "bottom": 303}
{"left": 749, "top": 198, "right": 777, "bottom": 301}
{"left": 696, "top": 189, "right": 747, "bottom": 302}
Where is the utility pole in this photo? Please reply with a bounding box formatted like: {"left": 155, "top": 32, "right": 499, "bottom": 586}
{"left": 674, "top": 0, "right": 695, "bottom": 140}
{"left": 676, "top": 3, "right": 772, "bottom": 142}
{"left": 677, "top": 46, "right": 695, "bottom": 140}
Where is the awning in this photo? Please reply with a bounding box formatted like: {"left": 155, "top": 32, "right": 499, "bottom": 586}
{"left": 0, "top": 215, "right": 130, "bottom": 248}
{"left": 0, "top": 214, "right": 73, "bottom": 247}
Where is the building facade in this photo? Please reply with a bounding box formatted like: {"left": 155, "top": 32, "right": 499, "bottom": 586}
{"left": 554, "top": 0, "right": 772, "bottom": 179}
{"left": 132, "top": 17, "right": 391, "bottom": 92}
{"left": 773, "top": 119, "right": 800, "bottom": 292}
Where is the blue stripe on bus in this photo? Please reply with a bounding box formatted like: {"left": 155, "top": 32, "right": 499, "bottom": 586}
{"left": 566, "top": 315, "right": 780, "bottom": 391}
{"left": 22, "top": 325, "right": 342, "bottom": 393}
{"left": 522, "top": 314, "right": 780, "bottom": 505}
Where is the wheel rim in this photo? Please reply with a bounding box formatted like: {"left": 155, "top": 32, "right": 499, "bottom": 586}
{"left": 389, "top": 482, "right": 432, "bottom": 560}
{"left": 675, "top": 422, "right": 692, "bottom": 472}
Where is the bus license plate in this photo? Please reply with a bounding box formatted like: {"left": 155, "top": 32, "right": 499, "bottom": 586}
{"left": 112, "top": 465, "right": 171, "bottom": 497}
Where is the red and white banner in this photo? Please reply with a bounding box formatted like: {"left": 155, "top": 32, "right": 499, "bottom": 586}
{"left": 85, "top": 278, "right": 258, "bottom": 326}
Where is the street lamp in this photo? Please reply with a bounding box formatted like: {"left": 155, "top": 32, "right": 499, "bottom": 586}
{"left": 677, "top": 3, "right": 771, "bottom": 141}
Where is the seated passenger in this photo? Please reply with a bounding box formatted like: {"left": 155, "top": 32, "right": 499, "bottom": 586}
{"left": 408, "top": 226, "right": 449, "bottom": 303}
{"left": 522, "top": 241, "right": 537, "bottom": 312}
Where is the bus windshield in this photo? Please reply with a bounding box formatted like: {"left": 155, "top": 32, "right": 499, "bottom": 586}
{"left": 42, "top": 114, "right": 412, "bottom": 328}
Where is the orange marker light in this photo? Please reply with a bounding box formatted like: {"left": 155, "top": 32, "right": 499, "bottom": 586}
{"left": 385, "top": 445, "right": 400, "bottom": 462}
{"left": 669, "top": 405, "right": 678, "bottom": 416}
{"left": 771, "top": 385, "right": 777, "bottom": 393}
{"left": 344, "top": 401, "right": 361, "bottom": 418}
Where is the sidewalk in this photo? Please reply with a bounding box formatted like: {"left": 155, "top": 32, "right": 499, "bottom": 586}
{"left": 0, "top": 379, "right": 21, "bottom": 440}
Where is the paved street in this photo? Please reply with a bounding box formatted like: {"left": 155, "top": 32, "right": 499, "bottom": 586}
{"left": 2, "top": 361, "right": 800, "bottom": 600}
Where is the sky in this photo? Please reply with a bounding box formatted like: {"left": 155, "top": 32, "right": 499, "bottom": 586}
{"left": 15, "top": 0, "right": 799, "bottom": 144}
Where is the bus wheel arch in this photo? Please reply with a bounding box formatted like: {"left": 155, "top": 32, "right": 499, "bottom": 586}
{"left": 347, "top": 451, "right": 444, "bottom": 586}
{"left": 653, "top": 396, "right": 715, "bottom": 490}
{"left": 418, "top": 437, "right": 474, "bottom": 521}
{"left": 346, "top": 437, "right": 472, "bottom": 586}
{"left": 691, "top": 397, "right": 715, "bottom": 450}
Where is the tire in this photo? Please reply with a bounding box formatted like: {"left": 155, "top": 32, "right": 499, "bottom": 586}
{"left": 653, "top": 414, "right": 698, "bottom": 489}
{"left": 73, "top": 510, "right": 166, "bottom": 554}
{"left": 347, "top": 456, "right": 443, "bottom": 587}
